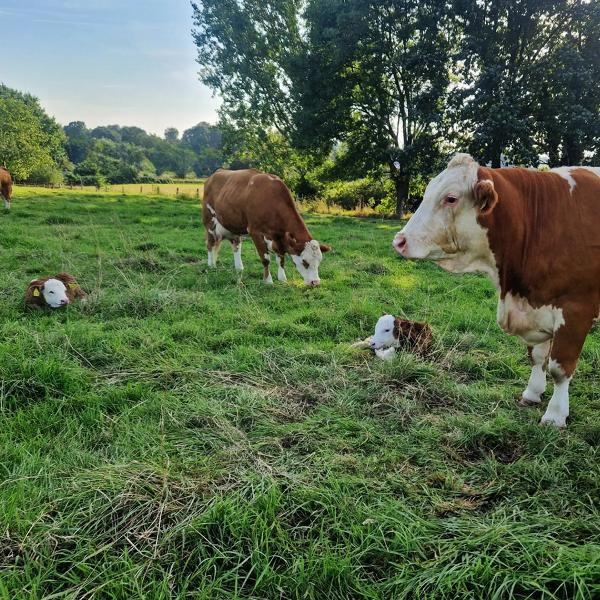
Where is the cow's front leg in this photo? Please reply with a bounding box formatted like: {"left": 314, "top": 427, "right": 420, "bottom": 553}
{"left": 520, "top": 340, "right": 551, "bottom": 406}
{"left": 249, "top": 232, "right": 273, "bottom": 284}
{"left": 540, "top": 310, "right": 592, "bottom": 428}
{"left": 276, "top": 254, "right": 287, "bottom": 282}
{"left": 231, "top": 237, "right": 244, "bottom": 271}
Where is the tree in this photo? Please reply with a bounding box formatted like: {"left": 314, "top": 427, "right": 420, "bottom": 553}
{"left": 64, "top": 121, "right": 92, "bottom": 163}
{"left": 534, "top": 1, "right": 600, "bottom": 166}
{"left": 0, "top": 84, "right": 68, "bottom": 175}
{"left": 182, "top": 122, "right": 222, "bottom": 154}
{"left": 192, "top": 0, "right": 453, "bottom": 214}
{"left": 164, "top": 127, "right": 179, "bottom": 142}
{"left": 453, "top": 0, "right": 578, "bottom": 167}
{"left": 0, "top": 98, "right": 56, "bottom": 180}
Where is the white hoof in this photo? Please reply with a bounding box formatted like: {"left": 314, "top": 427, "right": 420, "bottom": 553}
{"left": 264, "top": 274, "right": 273, "bottom": 285}
{"left": 540, "top": 412, "right": 567, "bottom": 428}
{"left": 519, "top": 388, "right": 542, "bottom": 406}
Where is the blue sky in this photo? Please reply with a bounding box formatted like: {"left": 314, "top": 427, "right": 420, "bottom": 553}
{"left": 0, "top": 0, "right": 220, "bottom": 135}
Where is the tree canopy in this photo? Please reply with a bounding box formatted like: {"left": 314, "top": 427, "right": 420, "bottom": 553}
{"left": 192, "top": 0, "right": 600, "bottom": 213}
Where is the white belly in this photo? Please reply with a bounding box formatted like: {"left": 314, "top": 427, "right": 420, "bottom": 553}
{"left": 497, "top": 293, "right": 565, "bottom": 344}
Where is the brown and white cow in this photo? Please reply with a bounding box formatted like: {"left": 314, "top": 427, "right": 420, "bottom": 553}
{"left": 393, "top": 153, "right": 600, "bottom": 428}
{"left": 202, "top": 169, "right": 331, "bottom": 286}
{"left": 1, "top": 167, "right": 13, "bottom": 209}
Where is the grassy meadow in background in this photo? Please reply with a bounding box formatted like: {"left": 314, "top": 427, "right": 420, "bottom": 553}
{"left": 0, "top": 187, "right": 599, "bottom": 599}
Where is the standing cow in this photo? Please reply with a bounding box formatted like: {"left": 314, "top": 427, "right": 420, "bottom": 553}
{"left": 393, "top": 153, "right": 600, "bottom": 428}
{"left": 202, "top": 169, "right": 330, "bottom": 286}
{"left": 0, "top": 167, "right": 13, "bottom": 209}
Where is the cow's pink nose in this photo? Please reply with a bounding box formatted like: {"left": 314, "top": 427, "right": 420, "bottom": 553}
{"left": 394, "top": 234, "right": 407, "bottom": 253}
{"left": 60, "top": 298, "right": 69, "bottom": 306}
{"left": 309, "top": 279, "right": 320, "bottom": 287}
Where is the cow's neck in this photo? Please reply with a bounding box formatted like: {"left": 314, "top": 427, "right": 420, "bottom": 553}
{"left": 478, "top": 169, "right": 552, "bottom": 300}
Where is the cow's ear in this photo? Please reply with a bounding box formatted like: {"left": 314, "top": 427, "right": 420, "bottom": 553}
{"left": 319, "top": 243, "right": 331, "bottom": 253}
{"left": 474, "top": 179, "right": 498, "bottom": 215}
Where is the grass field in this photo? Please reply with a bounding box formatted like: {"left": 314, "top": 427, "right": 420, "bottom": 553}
{"left": 1, "top": 187, "right": 599, "bottom": 599}
{"left": 22, "top": 181, "right": 205, "bottom": 199}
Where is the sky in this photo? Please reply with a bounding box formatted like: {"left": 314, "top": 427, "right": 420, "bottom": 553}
{"left": 0, "top": 0, "right": 220, "bottom": 135}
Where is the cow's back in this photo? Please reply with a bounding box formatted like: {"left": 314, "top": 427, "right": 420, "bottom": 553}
{"left": 203, "top": 169, "right": 302, "bottom": 235}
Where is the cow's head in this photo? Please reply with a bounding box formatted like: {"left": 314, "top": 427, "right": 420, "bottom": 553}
{"left": 370, "top": 314, "right": 398, "bottom": 350}
{"left": 287, "top": 235, "right": 331, "bottom": 286}
{"left": 35, "top": 278, "right": 70, "bottom": 308}
{"left": 393, "top": 153, "right": 497, "bottom": 276}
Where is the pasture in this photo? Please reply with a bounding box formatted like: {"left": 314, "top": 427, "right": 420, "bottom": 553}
{"left": 0, "top": 188, "right": 599, "bottom": 599}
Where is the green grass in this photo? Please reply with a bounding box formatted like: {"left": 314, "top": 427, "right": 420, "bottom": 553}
{"left": 0, "top": 187, "right": 599, "bottom": 599}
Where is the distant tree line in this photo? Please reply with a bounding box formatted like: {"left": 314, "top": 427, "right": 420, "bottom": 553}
{"left": 0, "top": 84, "right": 224, "bottom": 187}
{"left": 192, "top": 0, "right": 600, "bottom": 214}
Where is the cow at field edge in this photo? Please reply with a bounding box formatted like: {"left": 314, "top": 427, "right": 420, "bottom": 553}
{"left": 1, "top": 167, "right": 13, "bottom": 209}
{"left": 393, "top": 153, "right": 600, "bottom": 428}
{"left": 202, "top": 169, "right": 331, "bottom": 286}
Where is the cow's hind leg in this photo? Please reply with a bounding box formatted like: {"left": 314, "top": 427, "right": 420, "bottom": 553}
{"left": 249, "top": 231, "right": 272, "bottom": 284}
{"left": 540, "top": 310, "right": 593, "bottom": 428}
{"left": 231, "top": 237, "right": 244, "bottom": 271}
{"left": 206, "top": 232, "right": 222, "bottom": 267}
{"left": 520, "top": 340, "right": 551, "bottom": 406}
{"left": 1, "top": 185, "right": 9, "bottom": 210}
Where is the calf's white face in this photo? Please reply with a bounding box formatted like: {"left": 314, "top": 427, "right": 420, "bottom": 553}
{"left": 370, "top": 314, "right": 397, "bottom": 349}
{"left": 393, "top": 154, "right": 497, "bottom": 278}
{"left": 42, "top": 278, "right": 70, "bottom": 307}
{"left": 291, "top": 240, "right": 326, "bottom": 287}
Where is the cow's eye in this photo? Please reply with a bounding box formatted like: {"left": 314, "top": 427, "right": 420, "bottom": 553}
{"left": 384, "top": 329, "right": 390, "bottom": 332}
{"left": 445, "top": 195, "right": 458, "bottom": 205}
{"left": 49, "top": 291, "right": 54, "bottom": 294}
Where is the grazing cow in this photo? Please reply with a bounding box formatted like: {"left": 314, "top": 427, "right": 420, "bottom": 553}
{"left": 393, "top": 153, "right": 600, "bottom": 427}
{"left": 1, "top": 167, "right": 13, "bottom": 209}
{"left": 25, "top": 273, "right": 86, "bottom": 309}
{"left": 202, "top": 169, "right": 331, "bottom": 286}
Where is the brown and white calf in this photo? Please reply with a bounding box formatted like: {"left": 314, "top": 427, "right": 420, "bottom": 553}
{"left": 394, "top": 153, "right": 600, "bottom": 428}
{"left": 25, "top": 273, "right": 86, "bottom": 309}
{"left": 1, "top": 167, "right": 13, "bottom": 209}
{"left": 202, "top": 169, "right": 330, "bottom": 285}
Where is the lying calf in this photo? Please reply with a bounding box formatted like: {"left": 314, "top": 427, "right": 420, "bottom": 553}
{"left": 353, "top": 314, "right": 433, "bottom": 360}
{"left": 25, "top": 273, "right": 86, "bottom": 309}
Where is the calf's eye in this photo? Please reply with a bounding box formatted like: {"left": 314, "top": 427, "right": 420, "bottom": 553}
{"left": 445, "top": 195, "right": 458, "bottom": 205}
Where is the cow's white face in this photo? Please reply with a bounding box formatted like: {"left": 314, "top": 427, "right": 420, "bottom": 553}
{"left": 370, "top": 314, "right": 397, "bottom": 349}
{"left": 291, "top": 240, "right": 326, "bottom": 286}
{"left": 42, "top": 278, "right": 70, "bottom": 307}
{"left": 393, "top": 154, "right": 497, "bottom": 279}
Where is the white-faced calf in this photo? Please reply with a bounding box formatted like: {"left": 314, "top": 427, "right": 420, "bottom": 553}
{"left": 202, "top": 169, "right": 331, "bottom": 286}
{"left": 353, "top": 314, "right": 433, "bottom": 359}
{"left": 25, "top": 273, "right": 86, "bottom": 309}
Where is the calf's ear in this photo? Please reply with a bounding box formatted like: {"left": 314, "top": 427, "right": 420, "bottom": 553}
{"left": 319, "top": 243, "right": 331, "bottom": 253}
{"left": 474, "top": 179, "right": 498, "bottom": 215}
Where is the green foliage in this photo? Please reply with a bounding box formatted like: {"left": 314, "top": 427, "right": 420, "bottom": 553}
{"left": 26, "top": 163, "right": 65, "bottom": 186}
{"left": 1, "top": 188, "right": 600, "bottom": 597}
{"left": 63, "top": 121, "right": 224, "bottom": 183}
{"left": 321, "top": 177, "right": 394, "bottom": 210}
{"left": 0, "top": 84, "right": 68, "bottom": 171}
{"left": 0, "top": 98, "right": 56, "bottom": 180}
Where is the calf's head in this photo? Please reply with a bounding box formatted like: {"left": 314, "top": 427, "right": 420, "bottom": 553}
{"left": 393, "top": 153, "right": 497, "bottom": 276}
{"left": 286, "top": 236, "right": 331, "bottom": 286}
{"left": 370, "top": 314, "right": 398, "bottom": 349}
{"left": 33, "top": 278, "right": 70, "bottom": 308}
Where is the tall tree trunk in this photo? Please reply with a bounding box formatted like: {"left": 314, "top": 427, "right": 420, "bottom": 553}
{"left": 393, "top": 173, "right": 410, "bottom": 217}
